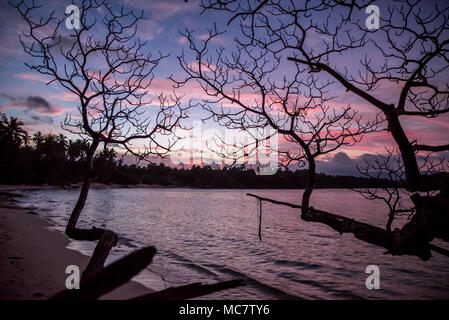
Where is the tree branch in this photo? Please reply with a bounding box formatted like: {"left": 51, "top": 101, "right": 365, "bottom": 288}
{"left": 132, "top": 279, "right": 246, "bottom": 300}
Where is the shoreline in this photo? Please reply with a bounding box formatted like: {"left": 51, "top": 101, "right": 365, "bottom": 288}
{"left": 0, "top": 191, "right": 153, "bottom": 300}
{"left": 0, "top": 184, "right": 379, "bottom": 191}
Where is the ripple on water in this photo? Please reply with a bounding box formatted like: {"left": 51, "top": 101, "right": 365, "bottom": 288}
{"left": 16, "top": 188, "right": 449, "bottom": 299}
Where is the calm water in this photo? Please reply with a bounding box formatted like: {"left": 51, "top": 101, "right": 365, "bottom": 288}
{"left": 16, "top": 188, "right": 449, "bottom": 299}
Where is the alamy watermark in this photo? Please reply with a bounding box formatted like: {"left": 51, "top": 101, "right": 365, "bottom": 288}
{"left": 365, "top": 5, "right": 380, "bottom": 30}
{"left": 65, "top": 264, "right": 80, "bottom": 290}
{"left": 365, "top": 265, "right": 380, "bottom": 289}
{"left": 65, "top": 5, "right": 80, "bottom": 30}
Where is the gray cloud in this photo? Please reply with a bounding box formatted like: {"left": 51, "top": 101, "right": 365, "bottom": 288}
{"left": 315, "top": 152, "right": 366, "bottom": 176}
{"left": 0, "top": 93, "right": 18, "bottom": 102}
{"left": 287, "top": 151, "right": 373, "bottom": 176}
{"left": 25, "top": 96, "right": 53, "bottom": 113}
{"left": 1, "top": 94, "right": 62, "bottom": 115}
{"left": 30, "top": 114, "right": 54, "bottom": 125}
{"left": 313, "top": 151, "right": 448, "bottom": 177}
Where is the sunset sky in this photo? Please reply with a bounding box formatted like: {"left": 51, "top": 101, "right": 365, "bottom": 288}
{"left": 1, "top": 0, "right": 448, "bottom": 175}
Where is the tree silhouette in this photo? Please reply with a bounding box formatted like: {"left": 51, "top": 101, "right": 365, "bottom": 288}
{"left": 11, "top": 0, "right": 244, "bottom": 298}
{"left": 173, "top": 24, "right": 382, "bottom": 209}
{"left": 0, "top": 114, "right": 27, "bottom": 146}
{"left": 1, "top": 112, "right": 401, "bottom": 189}
{"left": 185, "top": 0, "right": 449, "bottom": 260}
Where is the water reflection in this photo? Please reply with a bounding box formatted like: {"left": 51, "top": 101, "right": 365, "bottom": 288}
{"left": 18, "top": 188, "right": 449, "bottom": 299}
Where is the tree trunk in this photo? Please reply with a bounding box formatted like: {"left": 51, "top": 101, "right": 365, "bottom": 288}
{"left": 81, "top": 230, "right": 118, "bottom": 282}
{"left": 385, "top": 111, "right": 422, "bottom": 192}
{"left": 66, "top": 138, "right": 99, "bottom": 237}
{"left": 63, "top": 138, "right": 118, "bottom": 279}
{"left": 389, "top": 185, "right": 449, "bottom": 260}
{"left": 386, "top": 210, "right": 394, "bottom": 232}
{"left": 301, "top": 158, "right": 315, "bottom": 215}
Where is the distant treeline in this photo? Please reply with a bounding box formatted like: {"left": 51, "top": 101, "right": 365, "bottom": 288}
{"left": 0, "top": 112, "right": 400, "bottom": 189}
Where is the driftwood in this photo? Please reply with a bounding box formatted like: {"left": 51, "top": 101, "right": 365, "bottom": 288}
{"left": 247, "top": 193, "right": 449, "bottom": 260}
{"left": 82, "top": 230, "right": 118, "bottom": 282}
{"left": 51, "top": 246, "right": 157, "bottom": 300}
{"left": 51, "top": 246, "right": 246, "bottom": 300}
{"left": 132, "top": 279, "right": 246, "bottom": 300}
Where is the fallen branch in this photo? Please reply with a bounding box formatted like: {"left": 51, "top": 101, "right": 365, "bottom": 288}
{"left": 246, "top": 193, "right": 449, "bottom": 260}
{"left": 428, "top": 244, "right": 449, "bottom": 257}
{"left": 82, "top": 230, "right": 118, "bottom": 282}
{"left": 132, "top": 279, "right": 246, "bottom": 300}
{"left": 51, "top": 246, "right": 157, "bottom": 300}
{"left": 247, "top": 193, "right": 302, "bottom": 209}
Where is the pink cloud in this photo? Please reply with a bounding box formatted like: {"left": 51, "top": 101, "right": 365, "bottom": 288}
{"left": 124, "top": 0, "right": 196, "bottom": 21}
{"left": 48, "top": 91, "right": 79, "bottom": 103}
{"left": 177, "top": 37, "right": 189, "bottom": 45}
{"left": 138, "top": 19, "right": 165, "bottom": 40}
{"left": 14, "top": 72, "right": 50, "bottom": 83}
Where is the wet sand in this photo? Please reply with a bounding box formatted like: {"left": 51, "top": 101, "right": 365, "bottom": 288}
{"left": 0, "top": 189, "right": 153, "bottom": 300}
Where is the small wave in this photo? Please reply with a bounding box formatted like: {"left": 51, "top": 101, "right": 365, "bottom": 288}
{"left": 309, "top": 233, "right": 338, "bottom": 239}
{"left": 279, "top": 271, "right": 364, "bottom": 299}
{"left": 156, "top": 249, "right": 302, "bottom": 299}
{"left": 206, "top": 263, "right": 302, "bottom": 300}
{"left": 184, "top": 262, "right": 223, "bottom": 278}
{"left": 117, "top": 234, "right": 138, "bottom": 248}
{"left": 274, "top": 259, "right": 323, "bottom": 270}
{"left": 161, "top": 250, "right": 222, "bottom": 278}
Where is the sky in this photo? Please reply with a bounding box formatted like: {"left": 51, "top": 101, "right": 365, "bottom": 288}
{"left": 0, "top": 0, "right": 448, "bottom": 176}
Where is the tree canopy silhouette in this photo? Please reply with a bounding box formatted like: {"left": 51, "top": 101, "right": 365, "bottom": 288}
{"left": 9, "top": 0, "right": 244, "bottom": 299}
{"left": 176, "top": 0, "right": 449, "bottom": 260}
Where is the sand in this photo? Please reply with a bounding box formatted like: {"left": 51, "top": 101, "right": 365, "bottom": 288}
{"left": 0, "top": 189, "right": 153, "bottom": 300}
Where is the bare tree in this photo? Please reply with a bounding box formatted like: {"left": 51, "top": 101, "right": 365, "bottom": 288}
{"left": 12, "top": 0, "right": 245, "bottom": 298}
{"left": 181, "top": 0, "right": 449, "bottom": 260}
{"left": 355, "top": 148, "right": 413, "bottom": 232}
{"left": 173, "top": 25, "right": 382, "bottom": 211}
{"left": 356, "top": 148, "right": 447, "bottom": 231}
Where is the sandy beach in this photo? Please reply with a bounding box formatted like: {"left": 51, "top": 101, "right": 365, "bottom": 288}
{"left": 0, "top": 187, "right": 153, "bottom": 300}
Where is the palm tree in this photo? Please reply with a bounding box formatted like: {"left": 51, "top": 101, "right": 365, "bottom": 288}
{"left": 0, "top": 113, "right": 27, "bottom": 146}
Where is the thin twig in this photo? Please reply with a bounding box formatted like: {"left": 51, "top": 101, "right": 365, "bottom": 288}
{"left": 247, "top": 193, "right": 302, "bottom": 209}
{"left": 258, "top": 199, "right": 262, "bottom": 241}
